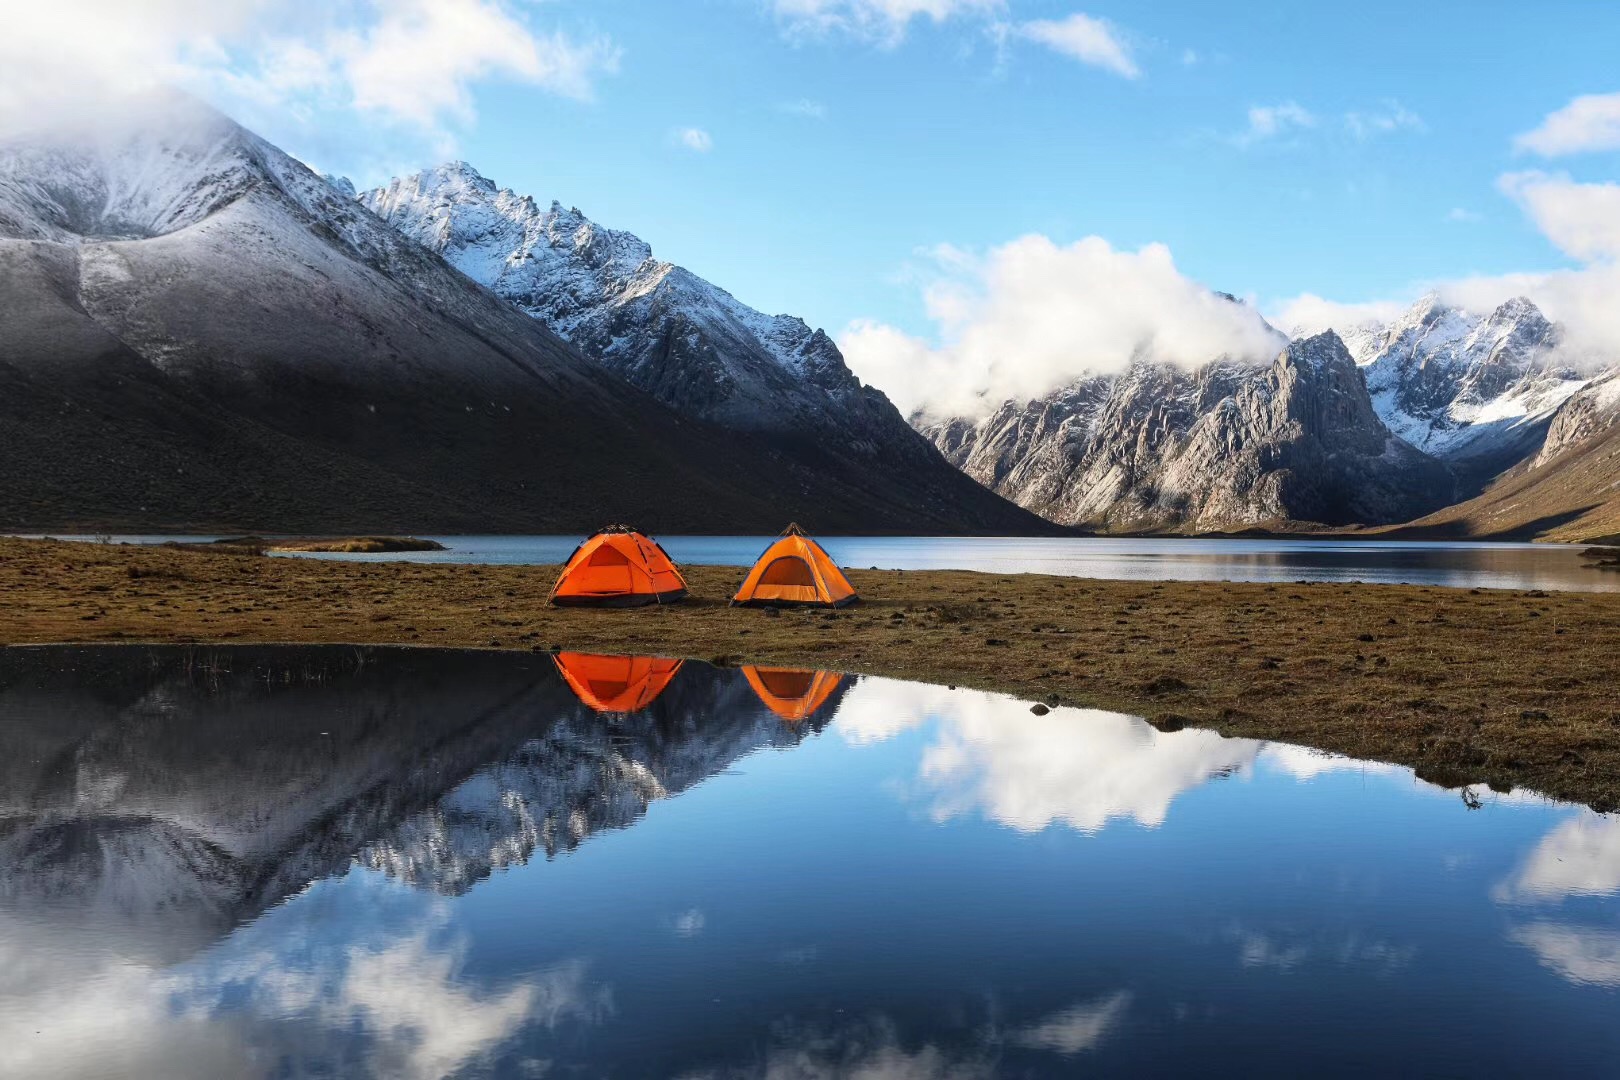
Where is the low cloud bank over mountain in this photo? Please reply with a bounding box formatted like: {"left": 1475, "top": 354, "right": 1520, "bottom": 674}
{"left": 840, "top": 235, "right": 1285, "bottom": 421}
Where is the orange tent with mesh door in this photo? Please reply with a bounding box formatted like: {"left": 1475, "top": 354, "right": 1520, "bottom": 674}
{"left": 732, "top": 525, "right": 857, "bottom": 608}
{"left": 554, "top": 652, "right": 684, "bottom": 713}
{"left": 550, "top": 527, "right": 687, "bottom": 606}
{"left": 742, "top": 666, "right": 844, "bottom": 722}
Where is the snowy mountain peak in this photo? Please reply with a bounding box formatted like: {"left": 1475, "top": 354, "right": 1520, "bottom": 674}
{"left": 321, "top": 173, "right": 357, "bottom": 199}
{"left": 1334, "top": 292, "right": 1581, "bottom": 471}
{"left": 1289, "top": 329, "right": 1352, "bottom": 371}
{"left": 0, "top": 96, "right": 260, "bottom": 242}
{"left": 0, "top": 94, "right": 439, "bottom": 285}
{"left": 1488, "top": 295, "right": 1542, "bottom": 323}
{"left": 357, "top": 164, "right": 895, "bottom": 429}
{"left": 355, "top": 159, "right": 1030, "bottom": 526}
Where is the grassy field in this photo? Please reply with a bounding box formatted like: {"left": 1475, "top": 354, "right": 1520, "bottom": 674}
{"left": 3, "top": 536, "right": 1619, "bottom": 809}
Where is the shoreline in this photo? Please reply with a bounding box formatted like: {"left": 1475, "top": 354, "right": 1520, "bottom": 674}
{"left": 4, "top": 528, "right": 1598, "bottom": 546}
{"left": 3, "top": 536, "right": 1619, "bottom": 809}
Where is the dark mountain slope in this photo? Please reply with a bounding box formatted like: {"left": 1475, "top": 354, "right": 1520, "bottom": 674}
{"left": 0, "top": 99, "right": 1043, "bottom": 534}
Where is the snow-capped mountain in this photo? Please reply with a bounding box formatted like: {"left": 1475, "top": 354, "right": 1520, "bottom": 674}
{"left": 357, "top": 163, "right": 868, "bottom": 431}
{"left": 1343, "top": 294, "right": 1587, "bottom": 478}
{"left": 921, "top": 290, "right": 1620, "bottom": 534}
{"left": 0, "top": 97, "right": 1039, "bottom": 533}
{"left": 346, "top": 163, "right": 1048, "bottom": 534}
{"left": 922, "top": 332, "right": 1453, "bottom": 531}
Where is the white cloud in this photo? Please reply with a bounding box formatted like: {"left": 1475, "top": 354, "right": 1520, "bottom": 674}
{"left": 1497, "top": 813, "right": 1620, "bottom": 903}
{"left": 0, "top": 0, "right": 266, "bottom": 129}
{"left": 839, "top": 235, "right": 1284, "bottom": 419}
{"left": 1013, "top": 992, "right": 1132, "bottom": 1055}
{"left": 1233, "top": 929, "right": 1311, "bottom": 972}
{"left": 670, "top": 908, "right": 707, "bottom": 936}
{"left": 1233, "top": 99, "right": 1423, "bottom": 148}
{"left": 0, "top": 0, "right": 617, "bottom": 143}
{"left": 1273, "top": 171, "right": 1620, "bottom": 365}
{"left": 832, "top": 678, "right": 1264, "bottom": 832}
{"left": 0, "top": 901, "right": 606, "bottom": 1080}
{"left": 1446, "top": 206, "right": 1481, "bottom": 223}
{"left": 779, "top": 97, "right": 828, "bottom": 118}
{"left": 332, "top": 935, "right": 552, "bottom": 1080}
{"left": 1225, "top": 926, "right": 1416, "bottom": 976}
{"left": 1015, "top": 14, "right": 1139, "bottom": 79}
{"left": 1509, "top": 922, "right": 1620, "bottom": 987}
{"left": 1180, "top": 47, "right": 1199, "bottom": 66}
{"left": 336, "top": 0, "right": 619, "bottom": 126}
{"left": 675, "top": 126, "right": 714, "bottom": 152}
{"left": 1516, "top": 92, "right": 1620, "bottom": 157}
{"left": 1271, "top": 293, "right": 1408, "bottom": 338}
{"left": 1233, "top": 101, "right": 1316, "bottom": 146}
{"left": 1499, "top": 170, "right": 1620, "bottom": 262}
{"left": 1443, "top": 264, "right": 1620, "bottom": 363}
{"left": 708, "top": 1014, "right": 995, "bottom": 1077}
{"left": 772, "top": 0, "right": 1003, "bottom": 46}
{"left": 1344, "top": 99, "right": 1425, "bottom": 139}
{"left": 1261, "top": 743, "right": 1401, "bottom": 781}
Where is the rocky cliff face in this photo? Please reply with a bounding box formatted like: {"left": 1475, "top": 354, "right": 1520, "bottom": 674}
{"left": 1535, "top": 373, "right": 1620, "bottom": 467}
{"left": 924, "top": 333, "right": 1453, "bottom": 531}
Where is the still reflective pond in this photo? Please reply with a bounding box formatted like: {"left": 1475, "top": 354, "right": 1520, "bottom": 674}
{"left": 35, "top": 534, "right": 1620, "bottom": 592}
{"left": 2, "top": 646, "right": 1617, "bottom": 1077}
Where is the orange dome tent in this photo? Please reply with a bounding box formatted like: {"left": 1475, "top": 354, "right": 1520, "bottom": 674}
{"left": 554, "top": 652, "right": 684, "bottom": 713}
{"left": 731, "top": 525, "right": 857, "bottom": 608}
{"left": 550, "top": 527, "right": 687, "bottom": 606}
{"left": 742, "top": 666, "right": 844, "bottom": 723}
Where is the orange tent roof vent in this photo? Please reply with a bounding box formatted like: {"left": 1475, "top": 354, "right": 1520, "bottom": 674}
{"left": 731, "top": 528, "right": 857, "bottom": 608}
{"left": 742, "top": 666, "right": 844, "bottom": 722}
{"left": 554, "top": 652, "right": 684, "bottom": 713}
{"left": 550, "top": 529, "right": 688, "bottom": 607}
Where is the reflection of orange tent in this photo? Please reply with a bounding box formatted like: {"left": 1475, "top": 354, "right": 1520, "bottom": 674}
{"left": 550, "top": 527, "right": 687, "bottom": 606}
{"left": 553, "top": 652, "right": 684, "bottom": 713}
{"left": 743, "top": 666, "right": 844, "bottom": 722}
{"left": 731, "top": 525, "right": 857, "bottom": 608}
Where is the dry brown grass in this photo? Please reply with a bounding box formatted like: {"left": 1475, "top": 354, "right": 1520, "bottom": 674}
{"left": 4, "top": 536, "right": 1620, "bottom": 808}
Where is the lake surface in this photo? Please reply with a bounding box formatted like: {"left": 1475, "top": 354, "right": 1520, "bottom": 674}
{"left": 2, "top": 645, "right": 1616, "bottom": 1077}
{"left": 36, "top": 534, "right": 1620, "bottom": 592}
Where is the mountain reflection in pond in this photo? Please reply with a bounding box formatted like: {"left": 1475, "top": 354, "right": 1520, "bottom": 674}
{"left": 1, "top": 647, "right": 1617, "bottom": 1077}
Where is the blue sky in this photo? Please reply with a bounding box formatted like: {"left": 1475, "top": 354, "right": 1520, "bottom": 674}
{"left": 232, "top": 0, "right": 1618, "bottom": 335}
{"left": 8, "top": 0, "right": 1619, "bottom": 411}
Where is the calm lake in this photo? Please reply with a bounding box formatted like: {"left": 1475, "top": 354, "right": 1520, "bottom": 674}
{"left": 2, "top": 645, "right": 1616, "bottom": 1077}
{"left": 43, "top": 534, "right": 1620, "bottom": 592}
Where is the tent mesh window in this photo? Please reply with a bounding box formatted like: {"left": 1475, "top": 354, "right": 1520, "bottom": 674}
{"left": 760, "top": 557, "right": 817, "bottom": 586}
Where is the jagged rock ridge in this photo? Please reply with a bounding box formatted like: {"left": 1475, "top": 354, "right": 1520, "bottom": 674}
{"left": 923, "top": 332, "right": 1453, "bottom": 531}
{"left": 352, "top": 163, "right": 1044, "bottom": 533}
{"left": 1344, "top": 294, "right": 1587, "bottom": 479}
